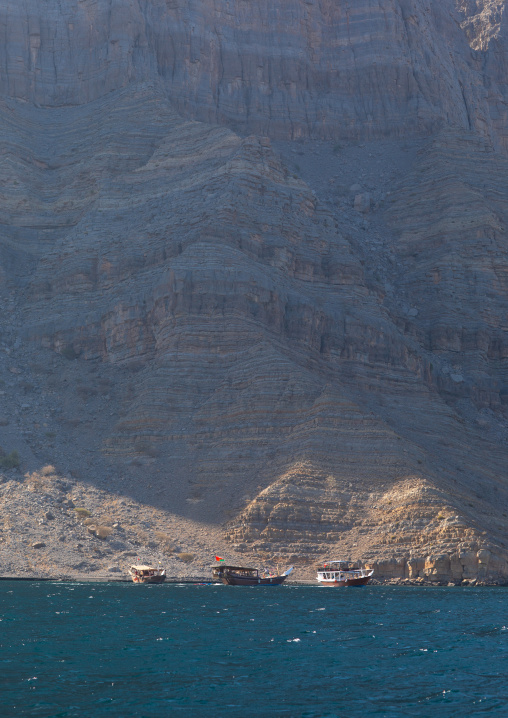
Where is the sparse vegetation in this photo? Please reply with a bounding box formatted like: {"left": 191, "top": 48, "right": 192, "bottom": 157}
{"left": 60, "top": 345, "right": 78, "bottom": 360}
{"left": 97, "top": 378, "right": 113, "bottom": 394}
{"left": 177, "top": 553, "right": 194, "bottom": 563}
{"left": 134, "top": 439, "right": 160, "bottom": 458}
{"left": 76, "top": 384, "right": 97, "bottom": 400}
{"left": 0, "top": 450, "right": 20, "bottom": 469}
{"left": 74, "top": 507, "right": 92, "bottom": 519}
{"left": 155, "top": 531, "right": 174, "bottom": 552}
{"left": 135, "top": 529, "right": 149, "bottom": 545}
{"left": 95, "top": 526, "right": 113, "bottom": 540}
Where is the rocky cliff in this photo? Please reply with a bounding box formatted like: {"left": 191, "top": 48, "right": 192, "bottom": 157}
{"left": 0, "top": 0, "right": 507, "bottom": 583}
{"left": 2, "top": 0, "right": 508, "bottom": 144}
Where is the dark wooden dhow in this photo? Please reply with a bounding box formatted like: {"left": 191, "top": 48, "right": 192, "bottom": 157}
{"left": 129, "top": 565, "right": 166, "bottom": 584}
{"left": 213, "top": 564, "right": 293, "bottom": 586}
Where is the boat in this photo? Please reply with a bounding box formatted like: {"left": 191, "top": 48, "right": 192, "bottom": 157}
{"left": 212, "top": 564, "right": 294, "bottom": 586}
{"left": 316, "top": 560, "right": 373, "bottom": 586}
{"left": 129, "top": 564, "right": 166, "bottom": 584}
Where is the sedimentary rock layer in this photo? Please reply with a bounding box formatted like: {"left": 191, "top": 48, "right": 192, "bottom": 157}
{"left": 0, "top": 0, "right": 507, "bottom": 145}
{"left": 0, "top": 2, "right": 507, "bottom": 582}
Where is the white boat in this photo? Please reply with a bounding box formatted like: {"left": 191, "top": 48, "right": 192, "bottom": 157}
{"left": 317, "top": 560, "right": 373, "bottom": 586}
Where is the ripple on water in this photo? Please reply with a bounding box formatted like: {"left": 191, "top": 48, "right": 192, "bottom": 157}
{"left": 0, "top": 584, "right": 507, "bottom": 717}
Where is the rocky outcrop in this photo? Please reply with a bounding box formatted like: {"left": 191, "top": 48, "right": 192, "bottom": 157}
{"left": 367, "top": 548, "right": 508, "bottom": 584}
{"left": 384, "top": 129, "right": 508, "bottom": 414}
{"left": 0, "top": 1, "right": 507, "bottom": 582}
{"left": 226, "top": 465, "right": 508, "bottom": 583}
{"left": 0, "top": 0, "right": 507, "bottom": 146}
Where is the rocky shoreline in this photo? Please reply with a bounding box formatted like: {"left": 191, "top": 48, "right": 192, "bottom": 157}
{"left": 2, "top": 466, "right": 508, "bottom": 587}
{"left": 1, "top": 575, "right": 506, "bottom": 587}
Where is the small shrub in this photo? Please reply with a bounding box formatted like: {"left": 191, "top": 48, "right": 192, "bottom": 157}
{"left": 24, "top": 471, "right": 43, "bottom": 490}
{"left": 127, "top": 361, "right": 144, "bottom": 373}
{"left": 74, "top": 507, "right": 92, "bottom": 519}
{"left": 95, "top": 526, "right": 113, "bottom": 540}
{"left": 60, "top": 345, "right": 78, "bottom": 360}
{"left": 44, "top": 432, "right": 56, "bottom": 439}
{"left": 134, "top": 440, "right": 159, "bottom": 458}
{"left": 177, "top": 553, "right": 194, "bottom": 563}
{"left": 136, "top": 530, "right": 149, "bottom": 545}
{"left": 155, "top": 531, "right": 174, "bottom": 552}
{"left": 76, "top": 385, "right": 97, "bottom": 400}
{"left": 0, "top": 451, "right": 20, "bottom": 469}
{"left": 97, "top": 378, "right": 113, "bottom": 392}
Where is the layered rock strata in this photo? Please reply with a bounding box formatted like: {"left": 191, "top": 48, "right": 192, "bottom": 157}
{"left": 0, "top": 0, "right": 508, "bottom": 146}
{"left": 0, "top": 1, "right": 507, "bottom": 583}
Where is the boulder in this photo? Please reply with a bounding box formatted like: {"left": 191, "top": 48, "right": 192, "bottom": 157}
{"left": 407, "top": 557, "right": 425, "bottom": 578}
{"left": 450, "top": 553, "right": 464, "bottom": 581}
{"left": 373, "top": 557, "right": 405, "bottom": 579}
{"left": 423, "top": 554, "right": 451, "bottom": 582}
{"left": 353, "top": 193, "right": 371, "bottom": 213}
{"left": 459, "top": 550, "right": 478, "bottom": 579}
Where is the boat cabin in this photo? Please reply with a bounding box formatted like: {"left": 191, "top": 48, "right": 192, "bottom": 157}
{"left": 213, "top": 563, "right": 293, "bottom": 586}
{"left": 212, "top": 565, "right": 259, "bottom": 579}
{"left": 316, "top": 559, "right": 373, "bottom": 586}
{"left": 129, "top": 564, "right": 166, "bottom": 583}
{"left": 131, "top": 564, "right": 160, "bottom": 577}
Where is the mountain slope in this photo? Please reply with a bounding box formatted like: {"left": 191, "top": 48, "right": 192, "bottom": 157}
{"left": 0, "top": 1, "right": 507, "bottom": 582}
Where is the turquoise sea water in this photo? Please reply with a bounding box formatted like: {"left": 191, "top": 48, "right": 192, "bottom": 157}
{"left": 1, "top": 582, "right": 507, "bottom": 717}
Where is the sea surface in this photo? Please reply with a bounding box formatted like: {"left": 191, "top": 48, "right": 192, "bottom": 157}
{"left": 1, "top": 581, "right": 507, "bottom": 717}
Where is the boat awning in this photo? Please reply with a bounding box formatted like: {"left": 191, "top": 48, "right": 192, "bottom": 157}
{"left": 130, "top": 565, "right": 155, "bottom": 571}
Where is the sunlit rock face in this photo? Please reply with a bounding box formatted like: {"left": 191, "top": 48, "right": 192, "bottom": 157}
{"left": 0, "top": 0, "right": 508, "bottom": 581}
